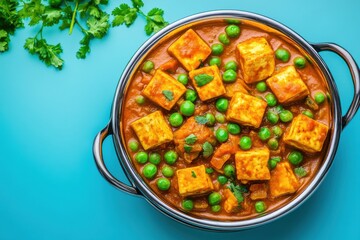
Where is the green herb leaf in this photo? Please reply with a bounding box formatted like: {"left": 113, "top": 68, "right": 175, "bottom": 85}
{"left": 86, "top": 14, "right": 110, "bottom": 38}
{"left": 0, "top": 30, "right": 9, "bottom": 52}
{"left": 43, "top": 7, "right": 62, "bottom": 26}
{"left": 111, "top": 3, "right": 138, "bottom": 27}
{"left": 184, "top": 144, "right": 192, "bottom": 153}
{"left": 294, "top": 166, "right": 307, "bottom": 178}
{"left": 202, "top": 142, "right": 214, "bottom": 158}
{"left": 206, "top": 167, "right": 214, "bottom": 174}
{"left": 191, "top": 171, "right": 197, "bottom": 178}
{"left": 185, "top": 134, "right": 197, "bottom": 145}
{"left": 131, "top": 0, "right": 144, "bottom": 8}
{"left": 162, "top": 90, "right": 174, "bottom": 101}
{"left": 194, "top": 74, "right": 214, "bottom": 87}
{"left": 144, "top": 7, "right": 168, "bottom": 35}
{"left": 228, "top": 182, "right": 245, "bottom": 206}
{"left": 24, "top": 37, "right": 64, "bottom": 70}
{"left": 194, "top": 115, "right": 209, "bottom": 125}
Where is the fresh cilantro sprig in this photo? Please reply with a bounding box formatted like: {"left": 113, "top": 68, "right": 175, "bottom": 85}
{"left": 0, "top": 0, "right": 168, "bottom": 70}
{"left": 0, "top": 0, "right": 23, "bottom": 52}
{"left": 19, "top": 0, "right": 64, "bottom": 69}
{"left": 112, "top": 0, "right": 168, "bottom": 36}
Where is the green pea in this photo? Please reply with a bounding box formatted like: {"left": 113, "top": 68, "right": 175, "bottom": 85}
{"left": 164, "top": 150, "right": 178, "bottom": 165}
{"left": 177, "top": 73, "right": 189, "bottom": 85}
{"left": 182, "top": 199, "right": 194, "bottom": 211}
{"left": 265, "top": 93, "right": 277, "bottom": 107}
{"left": 239, "top": 136, "right": 252, "bottom": 150}
{"left": 218, "top": 33, "right": 230, "bottom": 45}
{"left": 215, "top": 113, "right": 226, "bottom": 123}
{"left": 215, "top": 128, "right": 229, "bottom": 143}
{"left": 142, "top": 60, "right": 154, "bottom": 73}
{"left": 208, "top": 192, "right": 222, "bottom": 205}
{"left": 275, "top": 48, "right": 290, "bottom": 62}
{"left": 222, "top": 69, "right": 237, "bottom": 83}
{"left": 294, "top": 56, "right": 306, "bottom": 69}
{"left": 211, "top": 205, "right": 221, "bottom": 212}
{"left": 135, "top": 95, "right": 145, "bottom": 105}
{"left": 180, "top": 100, "right": 195, "bottom": 116}
{"left": 224, "top": 60, "right": 238, "bottom": 71}
{"left": 288, "top": 151, "right": 303, "bottom": 165}
{"left": 135, "top": 151, "right": 148, "bottom": 164}
{"left": 211, "top": 43, "right": 224, "bottom": 56}
{"left": 279, "top": 110, "right": 293, "bottom": 122}
{"left": 169, "top": 112, "right": 183, "bottom": 127}
{"left": 258, "top": 127, "right": 271, "bottom": 141}
{"left": 161, "top": 165, "right": 174, "bottom": 178}
{"left": 142, "top": 163, "right": 157, "bottom": 179}
{"left": 227, "top": 123, "right": 241, "bottom": 135}
{"left": 209, "top": 56, "right": 222, "bottom": 67}
{"left": 149, "top": 152, "right": 161, "bottom": 165}
{"left": 128, "top": 140, "right": 139, "bottom": 152}
{"left": 267, "top": 111, "right": 279, "bottom": 124}
{"left": 217, "top": 175, "right": 228, "bottom": 185}
{"left": 267, "top": 138, "right": 279, "bottom": 150}
{"left": 256, "top": 81, "right": 267, "bottom": 92}
{"left": 205, "top": 113, "right": 216, "bottom": 126}
{"left": 156, "top": 178, "right": 171, "bottom": 191}
{"left": 225, "top": 24, "right": 241, "bottom": 38}
{"left": 272, "top": 126, "right": 283, "bottom": 137}
{"left": 215, "top": 98, "right": 229, "bottom": 112}
{"left": 223, "top": 164, "right": 235, "bottom": 178}
{"left": 268, "top": 157, "right": 281, "bottom": 170}
{"left": 255, "top": 201, "right": 266, "bottom": 213}
{"left": 302, "top": 110, "right": 314, "bottom": 119}
{"left": 185, "top": 89, "right": 197, "bottom": 102}
{"left": 314, "top": 92, "right": 326, "bottom": 104}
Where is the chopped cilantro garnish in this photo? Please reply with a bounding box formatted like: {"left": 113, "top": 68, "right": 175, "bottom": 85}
{"left": 194, "top": 115, "right": 209, "bottom": 125}
{"left": 206, "top": 167, "right": 214, "bottom": 174}
{"left": 162, "top": 90, "right": 174, "bottom": 101}
{"left": 184, "top": 134, "right": 197, "bottom": 145}
{"left": 184, "top": 144, "right": 192, "bottom": 153}
{"left": 194, "top": 74, "right": 214, "bottom": 87}
{"left": 191, "top": 171, "right": 197, "bottom": 178}
{"left": 228, "top": 182, "right": 245, "bottom": 206}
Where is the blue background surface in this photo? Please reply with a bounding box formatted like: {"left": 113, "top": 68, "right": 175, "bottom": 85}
{"left": 1, "top": 0, "right": 360, "bottom": 239}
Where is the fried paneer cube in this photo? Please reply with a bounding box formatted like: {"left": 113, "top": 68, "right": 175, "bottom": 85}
{"left": 223, "top": 189, "right": 239, "bottom": 213}
{"left": 130, "top": 111, "right": 173, "bottom": 150}
{"left": 226, "top": 92, "right": 267, "bottom": 128}
{"left": 173, "top": 117, "right": 216, "bottom": 163}
{"left": 142, "top": 70, "right": 186, "bottom": 110}
{"left": 266, "top": 65, "right": 310, "bottom": 104}
{"left": 176, "top": 165, "right": 214, "bottom": 197}
{"left": 189, "top": 65, "right": 226, "bottom": 101}
{"left": 269, "top": 161, "right": 300, "bottom": 197}
{"left": 236, "top": 37, "right": 275, "bottom": 83}
{"left": 235, "top": 148, "right": 271, "bottom": 181}
{"left": 168, "top": 29, "right": 212, "bottom": 71}
{"left": 283, "top": 114, "right": 329, "bottom": 153}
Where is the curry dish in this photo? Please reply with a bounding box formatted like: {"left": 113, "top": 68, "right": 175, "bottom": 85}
{"left": 121, "top": 19, "right": 331, "bottom": 221}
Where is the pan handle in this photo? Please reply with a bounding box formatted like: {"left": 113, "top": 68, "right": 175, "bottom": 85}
{"left": 93, "top": 122, "right": 141, "bottom": 196}
{"left": 312, "top": 43, "right": 360, "bottom": 129}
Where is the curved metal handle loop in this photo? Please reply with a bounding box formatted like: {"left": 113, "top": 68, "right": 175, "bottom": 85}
{"left": 312, "top": 42, "right": 360, "bottom": 129}
{"left": 93, "top": 122, "right": 140, "bottom": 196}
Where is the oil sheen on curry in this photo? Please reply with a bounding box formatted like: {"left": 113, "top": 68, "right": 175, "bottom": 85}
{"left": 121, "top": 19, "right": 331, "bottom": 221}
